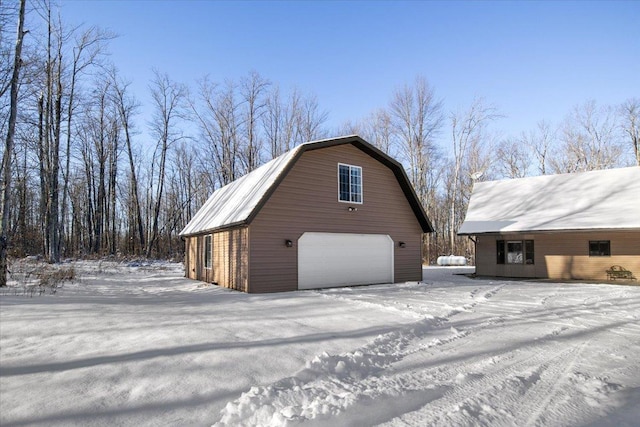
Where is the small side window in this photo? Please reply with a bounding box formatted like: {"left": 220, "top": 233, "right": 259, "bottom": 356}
{"left": 204, "top": 235, "right": 212, "bottom": 269}
{"left": 589, "top": 240, "right": 610, "bottom": 256}
{"left": 497, "top": 240, "right": 505, "bottom": 264}
{"left": 525, "top": 240, "right": 535, "bottom": 264}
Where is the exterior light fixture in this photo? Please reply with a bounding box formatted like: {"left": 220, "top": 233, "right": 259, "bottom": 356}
{"left": 348, "top": 207, "right": 358, "bottom": 212}
{"left": 285, "top": 239, "right": 293, "bottom": 247}
{"left": 399, "top": 241, "right": 406, "bottom": 248}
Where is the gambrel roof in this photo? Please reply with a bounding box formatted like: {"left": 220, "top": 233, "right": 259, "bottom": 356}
{"left": 458, "top": 166, "right": 640, "bottom": 235}
{"left": 180, "top": 135, "right": 433, "bottom": 237}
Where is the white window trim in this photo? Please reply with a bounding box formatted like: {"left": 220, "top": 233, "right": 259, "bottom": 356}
{"left": 337, "top": 163, "right": 363, "bottom": 204}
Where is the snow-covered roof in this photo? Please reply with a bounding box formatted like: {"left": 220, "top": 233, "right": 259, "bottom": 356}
{"left": 180, "top": 135, "right": 434, "bottom": 237}
{"left": 458, "top": 166, "right": 640, "bottom": 235}
{"left": 179, "top": 146, "right": 301, "bottom": 237}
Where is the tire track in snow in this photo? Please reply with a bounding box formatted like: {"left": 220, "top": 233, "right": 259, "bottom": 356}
{"left": 212, "top": 285, "right": 507, "bottom": 426}
{"left": 518, "top": 340, "right": 589, "bottom": 427}
{"left": 379, "top": 342, "right": 585, "bottom": 427}
{"left": 315, "top": 284, "right": 505, "bottom": 321}
{"left": 377, "top": 289, "right": 628, "bottom": 427}
{"left": 212, "top": 317, "right": 444, "bottom": 426}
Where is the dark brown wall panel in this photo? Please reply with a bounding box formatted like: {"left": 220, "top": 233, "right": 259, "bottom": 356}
{"left": 249, "top": 144, "right": 424, "bottom": 292}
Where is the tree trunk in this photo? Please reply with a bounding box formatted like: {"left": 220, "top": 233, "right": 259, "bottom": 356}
{"left": 108, "top": 122, "right": 118, "bottom": 255}
{"left": 116, "top": 80, "right": 145, "bottom": 254}
{"left": 0, "top": 0, "right": 26, "bottom": 287}
{"left": 48, "top": 50, "right": 63, "bottom": 263}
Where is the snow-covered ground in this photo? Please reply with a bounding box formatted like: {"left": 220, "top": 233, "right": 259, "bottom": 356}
{"left": 1, "top": 262, "right": 639, "bottom": 427}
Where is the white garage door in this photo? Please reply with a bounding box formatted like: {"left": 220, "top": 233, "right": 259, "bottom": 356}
{"left": 298, "top": 232, "right": 394, "bottom": 290}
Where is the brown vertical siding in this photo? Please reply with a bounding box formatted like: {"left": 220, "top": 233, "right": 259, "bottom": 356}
{"left": 475, "top": 231, "right": 640, "bottom": 281}
{"left": 249, "top": 144, "right": 423, "bottom": 293}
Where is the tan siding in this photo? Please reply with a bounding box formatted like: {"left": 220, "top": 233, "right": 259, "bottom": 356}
{"left": 249, "top": 144, "right": 423, "bottom": 292}
{"left": 475, "top": 231, "right": 640, "bottom": 280}
{"left": 185, "top": 228, "right": 249, "bottom": 290}
{"left": 185, "top": 237, "right": 196, "bottom": 279}
{"left": 212, "top": 227, "right": 249, "bottom": 292}
{"left": 184, "top": 235, "right": 212, "bottom": 283}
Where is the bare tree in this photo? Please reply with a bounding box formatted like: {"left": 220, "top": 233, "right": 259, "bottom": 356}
{"left": 366, "top": 109, "right": 394, "bottom": 155}
{"left": 37, "top": 2, "right": 65, "bottom": 263}
{"left": 262, "top": 84, "right": 286, "bottom": 158}
{"left": 495, "top": 137, "right": 531, "bottom": 178}
{"left": 111, "top": 72, "right": 145, "bottom": 254}
{"left": 263, "top": 86, "right": 299, "bottom": 158}
{"left": 239, "top": 71, "right": 270, "bottom": 173}
{"left": 0, "top": 0, "right": 17, "bottom": 101}
{"left": 72, "top": 78, "right": 119, "bottom": 255}
{"left": 297, "top": 92, "right": 328, "bottom": 143}
{"left": 388, "top": 76, "right": 444, "bottom": 263}
{"left": 59, "top": 26, "right": 114, "bottom": 256}
{"left": 551, "top": 100, "right": 626, "bottom": 173}
{"left": 620, "top": 98, "right": 640, "bottom": 166}
{"left": 163, "top": 141, "right": 198, "bottom": 255}
{"left": 146, "top": 71, "right": 186, "bottom": 257}
{"left": 522, "top": 120, "right": 556, "bottom": 175}
{"left": 190, "top": 77, "right": 243, "bottom": 189}
{"left": 339, "top": 109, "right": 395, "bottom": 156}
{"left": 449, "top": 98, "right": 500, "bottom": 252}
{"left": 388, "top": 76, "right": 444, "bottom": 208}
{"left": 32, "top": 2, "right": 106, "bottom": 261}
{"left": 1, "top": 0, "right": 26, "bottom": 287}
{"left": 83, "top": 78, "right": 119, "bottom": 255}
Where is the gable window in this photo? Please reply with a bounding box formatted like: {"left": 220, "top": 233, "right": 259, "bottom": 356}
{"left": 338, "top": 163, "right": 362, "bottom": 203}
{"left": 497, "top": 239, "right": 534, "bottom": 264}
{"left": 589, "top": 240, "right": 610, "bottom": 256}
{"left": 204, "top": 235, "right": 212, "bottom": 269}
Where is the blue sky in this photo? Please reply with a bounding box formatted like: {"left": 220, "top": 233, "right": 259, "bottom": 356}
{"left": 59, "top": 0, "right": 639, "bottom": 143}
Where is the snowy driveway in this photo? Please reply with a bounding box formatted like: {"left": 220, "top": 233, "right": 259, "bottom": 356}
{"left": 1, "top": 262, "right": 639, "bottom": 426}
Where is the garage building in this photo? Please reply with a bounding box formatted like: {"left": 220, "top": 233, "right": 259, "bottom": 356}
{"left": 179, "top": 135, "right": 433, "bottom": 292}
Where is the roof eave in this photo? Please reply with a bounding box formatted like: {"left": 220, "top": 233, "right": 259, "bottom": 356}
{"left": 179, "top": 220, "right": 249, "bottom": 238}
{"left": 457, "top": 226, "right": 640, "bottom": 236}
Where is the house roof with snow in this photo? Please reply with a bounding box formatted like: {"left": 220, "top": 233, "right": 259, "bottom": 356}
{"left": 180, "top": 135, "right": 433, "bottom": 237}
{"left": 458, "top": 166, "right": 640, "bottom": 235}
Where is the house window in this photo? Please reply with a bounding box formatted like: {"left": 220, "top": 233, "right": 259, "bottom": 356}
{"left": 525, "top": 240, "right": 535, "bottom": 264}
{"left": 204, "top": 235, "right": 212, "bottom": 269}
{"left": 338, "top": 163, "right": 363, "bottom": 203}
{"left": 589, "top": 240, "right": 610, "bottom": 256}
{"left": 497, "top": 239, "right": 534, "bottom": 264}
{"left": 507, "top": 241, "right": 523, "bottom": 264}
{"left": 497, "top": 240, "right": 505, "bottom": 264}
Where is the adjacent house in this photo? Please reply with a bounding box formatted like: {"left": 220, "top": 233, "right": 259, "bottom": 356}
{"left": 180, "top": 135, "right": 433, "bottom": 293}
{"left": 458, "top": 166, "right": 640, "bottom": 281}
